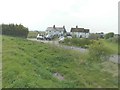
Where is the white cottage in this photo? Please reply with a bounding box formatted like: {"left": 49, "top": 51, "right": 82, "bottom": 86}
{"left": 46, "top": 25, "right": 66, "bottom": 37}
{"left": 70, "top": 26, "right": 90, "bottom": 38}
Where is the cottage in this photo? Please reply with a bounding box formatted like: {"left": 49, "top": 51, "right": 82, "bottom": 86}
{"left": 70, "top": 26, "right": 90, "bottom": 38}
{"left": 96, "top": 32, "right": 104, "bottom": 38}
{"left": 46, "top": 25, "right": 66, "bottom": 37}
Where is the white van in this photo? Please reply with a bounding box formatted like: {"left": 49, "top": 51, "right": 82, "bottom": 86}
{"left": 36, "top": 34, "right": 44, "bottom": 40}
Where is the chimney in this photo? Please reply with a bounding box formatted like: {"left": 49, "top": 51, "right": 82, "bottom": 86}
{"left": 76, "top": 25, "right": 78, "bottom": 28}
{"left": 53, "top": 25, "right": 55, "bottom": 28}
{"left": 63, "top": 25, "right": 65, "bottom": 29}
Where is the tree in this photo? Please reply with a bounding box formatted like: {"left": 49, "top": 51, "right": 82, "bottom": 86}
{"left": 104, "top": 32, "right": 114, "bottom": 39}
{"left": 2, "top": 24, "right": 29, "bottom": 38}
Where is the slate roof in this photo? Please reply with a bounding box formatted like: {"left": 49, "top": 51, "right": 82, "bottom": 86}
{"left": 71, "top": 27, "right": 89, "bottom": 33}
{"left": 46, "top": 26, "right": 66, "bottom": 32}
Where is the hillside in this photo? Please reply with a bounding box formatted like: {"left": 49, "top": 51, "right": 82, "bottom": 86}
{"left": 2, "top": 35, "right": 118, "bottom": 88}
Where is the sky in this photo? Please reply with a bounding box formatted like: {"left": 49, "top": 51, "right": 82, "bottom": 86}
{"left": 0, "top": 0, "right": 119, "bottom": 34}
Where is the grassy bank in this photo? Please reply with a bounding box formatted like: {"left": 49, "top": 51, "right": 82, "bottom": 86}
{"left": 61, "top": 38, "right": 92, "bottom": 48}
{"left": 2, "top": 35, "right": 118, "bottom": 88}
{"left": 61, "top": 38, "right": 118, "bottom": 55}
{"left": 101, "top": 39, "right": 118, "bottom": 55}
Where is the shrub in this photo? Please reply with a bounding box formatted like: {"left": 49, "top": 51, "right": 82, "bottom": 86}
{"left": 104, "top": 32, "right": 114, "bottom": 39}
{"left": 63, "top": 38, "right": 92, "bottom": 48}
{"left": 88, "top": 41, "right": 111, "bottom": 62}
{"left": 106, "top": 37, "right": 118, "bottom": 43}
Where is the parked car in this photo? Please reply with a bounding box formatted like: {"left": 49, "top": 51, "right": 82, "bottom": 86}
{"left": 36, "top": 34, "right": 44, "bottom": 40}
{"left": 45, "top": 35, "right": 53, "bottom": 40}
{"left": 59, "top": 36, "right": 65, "bottom": 42}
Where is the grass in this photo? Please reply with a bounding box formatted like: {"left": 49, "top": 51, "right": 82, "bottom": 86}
{"left": 27, "top": 31, "right": 46, "bottom": 38}
{"left": 2, "top": 35, "right": 118, "bottom": 88}
{"left": 100, "top": 39, "right": 118, "bottom": 55}
{"left": 0, "top": 35, "right": 2, "bottom": 89}
{"left": 62, "top": 38, "right": 119, "bottom": 55}
{"left": 61, "top": 38, "right": 92, "bottom": 48}
{"left": 27, "top": 31, "right": 38, "bottom": 38}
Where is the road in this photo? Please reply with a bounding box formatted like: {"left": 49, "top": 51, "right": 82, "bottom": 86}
{"left": 27, "top": 38, "right": 119, "bottom": 64}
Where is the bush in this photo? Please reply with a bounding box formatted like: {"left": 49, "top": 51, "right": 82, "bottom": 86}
{"left": 104, "top": 32, "right": 114, "bottom": 39}
{"left": 88, "top": 41, "right": 111, "bottom": 62}
{"left": 106, "top": 37, "right": 118, "bottom": 43}
{"left": 63, "top": 38, "right": 92, "bottom": 48}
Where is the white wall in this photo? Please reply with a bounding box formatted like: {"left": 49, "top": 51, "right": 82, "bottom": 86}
{"left": 72, "top": 32, "right": 89, "bottom": 38}
{"left": 46, "top": 30, "right": 64, "bottom": 36}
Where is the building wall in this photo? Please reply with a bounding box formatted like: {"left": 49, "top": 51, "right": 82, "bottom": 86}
{"left": 72, "top": 32, "right": 89, "bottom": 38}
{"left": 46, "top": 30, "right": 64, "bottom": 36}
{"left": 85, "top": 33, "right": 89, "bottom": 38}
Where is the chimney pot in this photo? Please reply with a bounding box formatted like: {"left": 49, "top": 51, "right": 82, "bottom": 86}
{"left": 63, "top": 25, "right": 65, "bottom": 29}
{"left": 53, "top": 25, "right": 55, "bottom": 28}
{"left": 76, "top": 25, "right": 78, "bottom": 28}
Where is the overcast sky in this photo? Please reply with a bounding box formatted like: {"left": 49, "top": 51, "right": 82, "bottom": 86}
{"left": 0, "top": 0, "right": 119, "bottom": 33}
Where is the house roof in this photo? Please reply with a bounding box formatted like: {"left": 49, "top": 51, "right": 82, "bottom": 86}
{"left": 46, "top": 26, "right": 66, "bottom": 32}
{"left": 71, "top": 28, "right": 89, "bottom": 33}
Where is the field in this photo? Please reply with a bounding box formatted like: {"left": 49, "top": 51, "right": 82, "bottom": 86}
{"left": 27, "top": 31, "right": 46, "bottom": 38}
{"left": 2, "top": 35, "right": 118, "bottom": 88}
{"left": 101, "top": 39, "right": 118, "bottom": 55}
{"left": 27, "top": 31, "right": 38, "bottom": 38}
